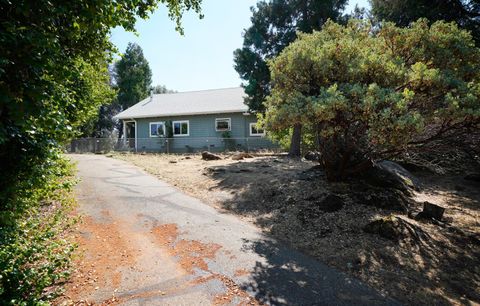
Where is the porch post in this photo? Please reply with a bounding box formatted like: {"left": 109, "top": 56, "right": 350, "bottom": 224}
{"left": 134, "top": 119, "right": 137, "bottom": 152}
{"left": 123, "top": 120, "right": 127, "bottom": 145}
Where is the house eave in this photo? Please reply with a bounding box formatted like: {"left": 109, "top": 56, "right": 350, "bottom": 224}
{"left": 114, "top": 109, "right": 250, "bottom": 120}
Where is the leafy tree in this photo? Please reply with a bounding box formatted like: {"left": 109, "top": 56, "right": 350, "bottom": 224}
{"left": 115, "top": 43, "right": 153, "bottom": 110}
{"left": 1, "top": 0, "right": 202, "bottom": 205}
{"left": 81, "top": 100, "right": 122, "bottom": 137}
{"left": 370, "top": 0, "right": 480, "bottom": 43}
{"left": 152, "top": 84, "right": 177, "bottom": 94}
{"left": 264, "top": 19, "right": 480, "bottom": 180}
{"left": 233, "top": 0, "right": 348, "bottom": 156}
{"left": 0, "top": 0, "right": 201, "bottom": 302}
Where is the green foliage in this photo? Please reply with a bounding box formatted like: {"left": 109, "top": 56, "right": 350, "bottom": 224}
{"left": 1, "top": 0, "right": 202, "bottom": 205}
{"left": 221, "top": 131, "right": 236, "bottom": 151}
{"left": 370, "top": 0, "right": 480, "bottom": 44}
{"left": 165, "top": 120, "right": 174, "bottom": 138}
{"left": 0, "top": 0, "right": 202, "bottom": 302}
{"left": 265, "top": 19, "right": 480, "bottom": 180}
{"left": 0, "top": 155, "right": 77, "bottom": 304}
{"left": 115, "top": 43, "right": 153, "bottom": 110}
{"left": 152, "top": 84, "right": 177, "bottom": 94}
{"left": 233, "top": 0, "right": 348, "bottom": 113}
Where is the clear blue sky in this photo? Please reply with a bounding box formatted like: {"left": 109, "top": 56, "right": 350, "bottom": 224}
{"left": 110, "top": 0, "right": 370, "bottom": 92}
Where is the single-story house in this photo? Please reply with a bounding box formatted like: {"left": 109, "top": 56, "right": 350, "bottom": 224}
{"left": 114, "top": 87, "right": 275, "bottom": 153}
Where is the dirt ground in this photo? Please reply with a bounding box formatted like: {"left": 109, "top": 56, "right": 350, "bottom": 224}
{"left": 112, "top": 152, "right": 480, "bottom": 305}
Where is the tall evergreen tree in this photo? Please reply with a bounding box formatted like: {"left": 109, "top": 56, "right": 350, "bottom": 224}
{"left": 233, "top": 0, "right": 348, "bottom": 156}
{"left": 370, "top": 0, "right": 480, "bottom": 43}
{"left": 115, "top": 43, "right": 153, "bottom": 110}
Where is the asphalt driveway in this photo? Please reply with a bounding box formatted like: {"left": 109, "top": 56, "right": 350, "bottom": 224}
{"left": 66, "top": 154, "right": 397, "bottom": 305}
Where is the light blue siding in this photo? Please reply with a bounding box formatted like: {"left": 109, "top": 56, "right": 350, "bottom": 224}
{"left": 130, "top": 112, "right": 274, "bottom": 152}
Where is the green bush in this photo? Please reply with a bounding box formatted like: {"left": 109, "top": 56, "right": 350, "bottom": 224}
{"left": 265, "top": 19, "right": 480, "bottom": 180}
{"left": 0, "top": 154, "right": 77, "bottom": 304}
{"left": 221, "top": 131, "right": 236, "bottom": 151}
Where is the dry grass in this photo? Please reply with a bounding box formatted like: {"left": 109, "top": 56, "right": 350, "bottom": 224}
{"left": 112, "top": 152, "right": 480, "bottom": 305}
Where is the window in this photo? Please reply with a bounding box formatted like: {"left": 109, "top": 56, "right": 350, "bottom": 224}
{"left": 249, "top": 122, "right": 265, "bottom": 136}
{"left": 215, "top": 118, "right": 231, "bottom": 131}
{"left": 172, "top": 120, "right": 189, "bottom": 136}
{"left": 149, "top": 122, "right": 165, "bottom": 137}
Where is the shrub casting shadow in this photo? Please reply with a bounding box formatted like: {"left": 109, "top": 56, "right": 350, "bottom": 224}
{"left": 206, "top": 157, "right": 480, "bottom": 305}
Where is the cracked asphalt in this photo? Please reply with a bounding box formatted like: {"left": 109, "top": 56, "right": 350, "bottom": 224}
{"left": 66, "top": 154, "right": 398, "bottom": 306}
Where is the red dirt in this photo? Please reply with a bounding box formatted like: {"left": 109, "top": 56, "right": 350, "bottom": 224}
{"left": 152, "top": 223, "right": 222, "bottom": 273}
{"left": 212, "top": 273, "right": 259, "bottom": 305}
{"left": 234, "top": 269, "right": 250, "bottom": 277}
{"left": 56, "top": 214, "right": 139, "bottom": 304}
{"left": 57, "top": 218, "right": 258, "bottom": 305}
{"left": 151, "top": 223, "right": 259, "bottom": 305}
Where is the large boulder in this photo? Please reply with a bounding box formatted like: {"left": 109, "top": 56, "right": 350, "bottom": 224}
{"left": 231, "top": 152, "right": 254, "bottom": 161}
{"left": 201, "top": 151, "right": 222, "bottom": 161}
{"left": 364, "top": 160, "right": 420, "bottom": 193}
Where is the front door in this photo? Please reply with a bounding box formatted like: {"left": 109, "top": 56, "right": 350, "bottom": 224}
{"left": 125, "top": 121, "right": 136, "bottom": 149}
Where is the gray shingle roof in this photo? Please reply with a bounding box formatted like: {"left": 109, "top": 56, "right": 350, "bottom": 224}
{"left": 114, "top": 87, "right": 248, "bottom": 120}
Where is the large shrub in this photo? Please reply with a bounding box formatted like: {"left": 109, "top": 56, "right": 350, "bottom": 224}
{"left": 0, "top": 154, "right": 77, "bottom": 304}
{"left": 264, "top": 19, "right": 480, "bottom": 180}
{"left": 0, "top": 0, "right": 202, "bottom": 302}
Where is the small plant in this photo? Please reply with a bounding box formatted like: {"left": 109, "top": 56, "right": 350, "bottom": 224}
{"left": 222, "top": 131, "right": 236, "bottom": 151}
{"left": 164, "top": 120, "right": 174, "bottom": 153}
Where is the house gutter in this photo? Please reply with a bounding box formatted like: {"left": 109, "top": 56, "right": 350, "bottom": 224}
{"left": 114, "top": 110, "right": 250, "bottom": 120}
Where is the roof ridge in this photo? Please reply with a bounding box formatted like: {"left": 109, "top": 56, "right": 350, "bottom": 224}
{"left": 154, "top": 86, "right": 242, "bottom": 96}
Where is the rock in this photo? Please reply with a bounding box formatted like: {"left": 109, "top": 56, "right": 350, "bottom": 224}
{"left": 415, "top": 202, "right": 445, "bottom": 221}
{"left": 232, "top": 152, "right": 254, "bottom": 161}
{"left": 364, "top": 160, "right": 419, "bottom": 193}
{"left": 397, "top": 161, "right": 432, "bottom": 173}
{"left": 321, "top": 194, "right": 345, "bottom": 212}
{"left": 304, "top": 151, "right": 321, "bottom": 161}
{"left": 169, "top": 160, "right": 177, "bottom": 163}
{"left": 298, "top": 194, "right": 344, "bottom": 224}
{"left": 314, "top": 194, "right": 344, "bottom": 212}
{"left": 363, "top": 216, "right": 409, "bottom": 241}
{"left": 464, "top": 173, "right": 480, "bottom": 182}
{"left": 203, "top": 167, "right": 226, "bottom": 175}
{"left": 356, "top": 189, "right": 412, "bottom": 213}
{"left": 201, "top": 151, "right": 222, "bottom": 161}
{"left": 184, "top": 156, "right": 192, "bottom": 160}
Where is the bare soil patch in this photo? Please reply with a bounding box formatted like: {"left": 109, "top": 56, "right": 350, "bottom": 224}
{"left": 151, "top": 223, "right": 222, "bottom": 273}
{"left": 56, "top": 212, "right": 139, "bottom": 305}
{"left": 151, "top": 223, "right": 259, "bottom": 305}
{"left": 112, "top": 152, "right": 480, "bottom": 305}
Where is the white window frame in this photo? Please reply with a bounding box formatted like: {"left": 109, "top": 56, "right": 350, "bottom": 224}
{"left": 249, "top": 122, "right": 265, "bottom": 137}
{"left": 172, "top": 120, "right": 189, "bottom": 136}
{"left": 149, "top": 121, "right": 166, "bottom": 137}
{"left": 215, "top": 118, "right": 231, "bottom": 132}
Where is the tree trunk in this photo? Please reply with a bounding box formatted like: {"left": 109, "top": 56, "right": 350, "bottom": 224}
{"left": 288, "top": 123, "right": 302, "bottom": 157}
